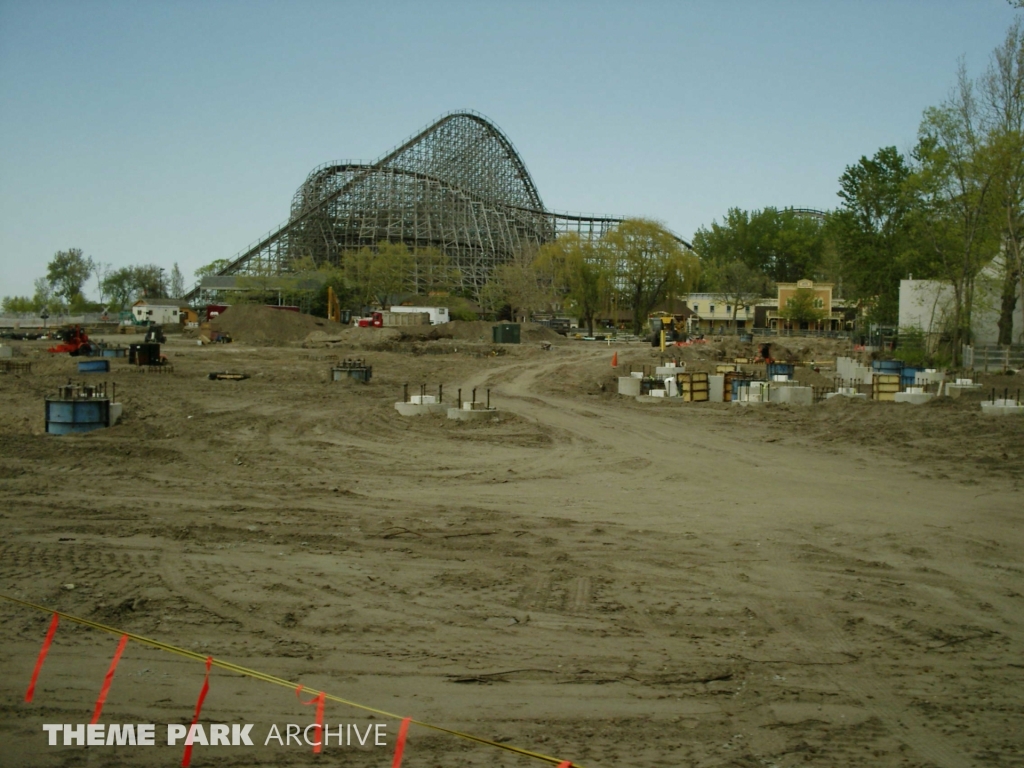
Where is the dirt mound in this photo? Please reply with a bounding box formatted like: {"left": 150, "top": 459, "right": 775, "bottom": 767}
{"left": 211, "top": 305, "right": 341, "bottom": 344}
{"left": 302, "top": 320, "right": 564, "bottom": 348}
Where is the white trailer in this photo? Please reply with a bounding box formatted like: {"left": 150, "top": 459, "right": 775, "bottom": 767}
{"left": 389, "top": 306, "right": 450, "bottom": 325}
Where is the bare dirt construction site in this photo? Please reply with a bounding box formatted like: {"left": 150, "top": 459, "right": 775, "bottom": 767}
{"left": 1, "top": 312, "right": 1022, "bottom": 768}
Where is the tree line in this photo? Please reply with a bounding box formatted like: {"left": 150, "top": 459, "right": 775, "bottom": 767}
{"left": 2, "top": 249, "right": 187, "bottom": 315}
{"left": 7, "top": 22, "right": 1021, "bottom": 349}
{"left": 693, "top": 21, "right": 1024, "bottom": 359}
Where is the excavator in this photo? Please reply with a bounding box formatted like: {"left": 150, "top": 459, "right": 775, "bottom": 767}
{"left": 47, "top": 325, "right": 95, "bottom": 356}
{"left": 327, "top": 286, "right": 342, "bottom": 323}
{"left": 648, "top": 312, "right": 688, "bottom": 346}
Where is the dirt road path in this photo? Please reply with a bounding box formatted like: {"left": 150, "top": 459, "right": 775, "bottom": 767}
{"left": 1, "top": 342, "right": 1021, "bottom": 767}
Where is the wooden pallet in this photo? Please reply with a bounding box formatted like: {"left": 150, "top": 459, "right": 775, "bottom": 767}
{"left": 0, "top": 360, "right": 31, "bottom": 373}
{"left": 872, "top": 374, "right": 900, "bottom": 401}
{"left": 676, "top": 372, "right": 709, "bottom": 402}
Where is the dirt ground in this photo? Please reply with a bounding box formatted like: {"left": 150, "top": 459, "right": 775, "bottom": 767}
{"left": 0, "top": 329, "right": 1022, "bottom": 768}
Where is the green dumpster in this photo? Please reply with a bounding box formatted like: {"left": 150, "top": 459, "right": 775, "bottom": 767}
{"left": 492, "top": 323, "right": 521, "bottom": 344}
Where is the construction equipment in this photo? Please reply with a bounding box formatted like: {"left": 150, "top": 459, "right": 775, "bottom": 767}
{"left": 47, "top": 325, "right": 95, "bottom": 356}
{"left": 144, "top": 324, "right": 167, "bottom": 344}
{"left": 648, "top": 312, "right": 687, "bottom": 346}
{"left": 327, "top": 286, "right": 341, "bottom": 323}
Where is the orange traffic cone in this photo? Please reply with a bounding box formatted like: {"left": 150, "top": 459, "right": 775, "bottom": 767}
{"left": 611, "top": 352, "right": 618, "bottom": 368}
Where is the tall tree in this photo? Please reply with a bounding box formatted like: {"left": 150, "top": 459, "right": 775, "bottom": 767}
{"left": 100, "top": 265, "right": 170, "bottom": 311}
{"left": 343, "top": 241, "right": 414, "bottom": 309}
{"left": 46, "top": 249, "right": 93, "bottom": 306}
{"left": 780, "top": 287, "right": 828, "bottom": 326}
{"left": 829, "top": 147, "right": 916, "bottom": 324}
{"left": 909, "top": 64, "right": 1000, "bottom": 365}
{"left": 169, "top": 263, "right": 186, "bottom": 299}
{"left": 535, "top": 234, "right": 611, "bottom": 335}
{"left": 604, "top": 219, "right": 700, "bottom": 335}
{"left": 705, "top": 259, "right": 768, "bottom": 328}
{"left": 692, "top": 207, "right": 825, "bottom": 286}
{"left": 479, "top": 246, "right": 549, "bottom": 322}
{"left": 981, "top": 19, "right": 1024, "bottom": 344}
{"left": 410, "top": 248, "right": 459, "bottom": 296}
{"left": 195, "top": 259, "right": 231, "bottom": 278}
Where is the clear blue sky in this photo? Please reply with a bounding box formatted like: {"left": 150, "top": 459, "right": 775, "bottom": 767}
{"left": 0, "top": 0, "right": 1019, "bottom": 300}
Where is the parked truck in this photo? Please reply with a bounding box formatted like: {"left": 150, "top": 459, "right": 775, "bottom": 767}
{"left": 388, "top": 306, "right": 449, "bottom": 325}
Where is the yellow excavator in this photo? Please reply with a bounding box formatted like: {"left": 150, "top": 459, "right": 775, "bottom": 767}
{"left": 648, "top": 311, "right": 688, "bottom": 346}
{"left": 327, "top": 286, "right": 341, "bottom": 323}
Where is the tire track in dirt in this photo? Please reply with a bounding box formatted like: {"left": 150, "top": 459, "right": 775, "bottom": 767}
{"left": 745, "top": 562, "right": 973, "bottom": 768}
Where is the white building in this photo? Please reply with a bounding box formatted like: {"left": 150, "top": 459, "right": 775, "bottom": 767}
{"left": 899, "top": 273, "right": 1023, "bottom": 344}
{"left": 685, "top": 293, "right": 756, "bottom": 332}
{"left": 131, "top": 298, "right": 183, "bottom": 325}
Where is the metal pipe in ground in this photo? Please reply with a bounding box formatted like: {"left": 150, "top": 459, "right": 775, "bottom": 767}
{"left": 403, "top": 383, "right": 408, "bottom": 403}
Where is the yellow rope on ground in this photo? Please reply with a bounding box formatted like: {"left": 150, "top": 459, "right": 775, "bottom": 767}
{"left": 0, "top": 592, "right": 580, "bottom": 767}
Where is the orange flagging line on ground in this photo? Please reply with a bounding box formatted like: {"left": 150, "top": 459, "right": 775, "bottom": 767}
{"left": 1, "top": 592, "right": 579, "bottom": 768}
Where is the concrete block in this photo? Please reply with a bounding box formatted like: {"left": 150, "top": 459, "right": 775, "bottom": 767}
{"left": 735, "top": 382, "right": 770, "bottom": 404}
{"left": 447, "top": 406, "right": 498, "bottom": 421}
{"left": 774, "top": 386, "right": 813, "bottom": 405}
{"left": 395, "top": 401, "right": 447, "bottom": 416}
{"left": 109, "top": 402, "right": 123, "bottom": 426}
{"left": 825, "top": 391, "right": 868, "bottom": 400}
{"left": 708, "top": 374, "right": 725, "bottom": 403}
{"left": 894, "top": 392, "right": 935, "bottom": 405}
{"left": 655, "top": 365, "right": 686, "bottom": 376}
{"left": 981, "top": 399, "right": 1024, "bottom": 416}
{"left": 945, "top": 382, "right": 981, "bottom": 398}
{"left": 618, "top": 377, "right": 641, "bottom": 396}
{"left": 915, "top": 370, "right": 944, "bottom": 386}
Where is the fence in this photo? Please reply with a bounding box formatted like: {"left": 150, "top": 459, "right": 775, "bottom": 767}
{"left": 962, "top": 344, "right": 1024, "bottom": 372}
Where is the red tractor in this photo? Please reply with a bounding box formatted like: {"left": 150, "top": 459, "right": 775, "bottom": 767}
{"left": 48, "top": 325, "right": 95, "bottom": 356}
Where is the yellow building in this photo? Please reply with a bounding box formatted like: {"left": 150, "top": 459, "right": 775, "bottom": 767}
{"left": 769, "top": 279, "right": 838, "bottom": 331}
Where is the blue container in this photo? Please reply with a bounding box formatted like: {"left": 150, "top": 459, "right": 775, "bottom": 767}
{"left": 872, "top": 359, "right": 904, "bottom": 372}
{"left": 901, "top": 367, "right": 920, "bottom": 387}
{"left": 731, "top": 378, "right": 751, "bottom": 399}
{"left": 78, "top": 359, "right": 110, "bottom": 373}
{"left": 767, "top": 362, "right": 794, "bottom": 378}
{"left": 45, "top": 398, "right": 111, "bottom": 434}
{"left": 101, "top": 347, "right": 126, "bottom": 358}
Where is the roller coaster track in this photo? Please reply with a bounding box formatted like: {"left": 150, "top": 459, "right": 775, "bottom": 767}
{"left": 184, "top": 111, "right": 691, "bottom": 302}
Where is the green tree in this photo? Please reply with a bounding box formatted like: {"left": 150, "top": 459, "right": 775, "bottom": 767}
{"left": 2, "top": 296, "right": 36, "bottom": 313}
{"left": 780, "top": 287, "right": 828, "bottom": 325}
{"left": 34, "top": 277, "right": 62, "bottom": 313}
{"left": 535, "top": 233, "right": 611, "bottom": 335}
{"left": 100, "top": 265, "right": 170, "bottom": 311}
{"left": 46, "top": 248, "right": 94, "bottom": 306}
{"left": 195, "top": 259, "right": 231, "bottom": 278}
{"left": 692, "top": 208, "right": 826, "bottom": 287}
{"left": 343, "top": 241, "right": 414, "bottom": 308}
{"left": 411, "top": 248, "right": 459, "bottom": 296}
{"left": 909, "top": 65, "right": 1000, "bottom": 365}
{"left": 705, "top": 259, "right": 768, "bottom": 328}
{"left": 604, "top": 219, "right": 700, "bottom": 335}
{"left": 829, "top": 147, "right": 917, "bottom": 324}
{"left": 479, "top": 246, "right": 549, "bottom": 322}
{"left": 980, "top": 19, "right": 1024, "bottom": 344}
{"left": 169, "top": 263, "right": 186, "bottom": 298}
